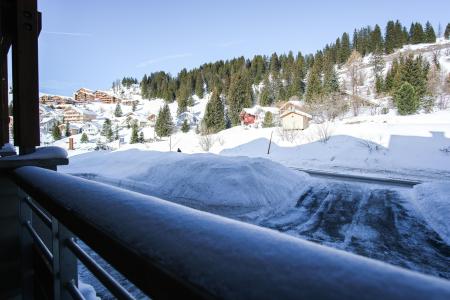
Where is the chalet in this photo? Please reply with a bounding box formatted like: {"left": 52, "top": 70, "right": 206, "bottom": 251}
{"left": 40, "top": 94, "right": 75, "bottom": 106}
{"left": 58, "top": 123, "right": 82, "bottom": 136}
{"left": 94, "top": 90, "right": 120, "bottom": 104}
{"left": 63, "top": 106, "right": 96, "bottom": 123}
{"left": 240, "top": 111, "right": 256, "bottom": 126}
{"left": 121, "top": 98, "right": 138, "bottom": 106}
{"left": 280, "top": 109, "right": 312, "bottom": 130}
{"left": 81, "top": 122, "right": 101, "bottom": 135}
{"left": 40, "top": 116, "right": 59, "bottom": 134}
{"left": 279, "top": 100, "right": 305, "bottom": 116}
{"left": 241, "top": 106, "right": 279, "bottom": 127}
{"left": 147, "top": 114, "right": 157, "bottom": 127}
{"left": 176, "top": 112, "right": 199, "bottom": 127}
{"left": 74, "top": 88, "right": 95, "bottom": 102}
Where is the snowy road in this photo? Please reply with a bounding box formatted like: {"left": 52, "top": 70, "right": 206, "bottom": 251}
{"left": 291, "top": 167, "right": 422, "bottom": 188}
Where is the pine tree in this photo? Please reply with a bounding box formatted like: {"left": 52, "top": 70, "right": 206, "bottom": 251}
{"left": 394, "top": 82, "right": 419, "bottom": 115}
{"left": 114, "top": 125, "right": 119, "bottom": 140}
{"left": 181, "top": 119, "right": 190, "bottom": 133}
{"left": 340, "top": 32, "right": 351, "bottom": 63}
{"left": 305, "top": 63, "right": 322, "bottom": 102}
{"left": 155, "top": 103, "right": 174, "bottom": 137}
{"left": 80, "top": 132, "right": 89, "bottom": 143}
{"left": 101, "top": 118, "right": 113, "bottom": 142}
{"left": 370, "top": 24, "right": 384, "bottom": 52}
{"left": 131, "top": 100, "right": 137, "bottom": 112}
{"left": 227, "top": 70, "right": 252, "bottom": 126}
{"left": 445, "top": 23, "right": 450, "bottom": 39}
{"left": 371, "top": 50, "right": 385, "bottom": 94}
{"left": 385, "top": 21, "right": 396, "bottom": 54}
{"left": 262, "top": 111, "right": 274, "bottom": 128}
{"left": 203, "top": 90, "right": 226, "bottom": 132}
{"left": 65, "top": 122, "right": 71, "bottom": 137}
{"left": 195, "top": 72, "right": 204, "bottom": 98}
{"left": 424, "top": 21, "right": 436, "bottom": 43}
{"left": 398, "top": 55, "right": 429, "bottom": 100}
{"left": 410, "top": 22, "right": 425, "bottom": 44}
{"left": 114, "top": 103, "right": 123, "bottom": 117}
{"left": 130, "top": 123, "right": 139, "bottom": 144}
{"left": 259, "top": 80, "right": 273, "bottom": 106}
{"left": 139, "top": 132, "right": 145, "bottom": 143}
{"left": 52, "top": 124, "right": 62, "bottom": 141}
{"left": 322, "top": 61, "right": 339, "bottom": 95}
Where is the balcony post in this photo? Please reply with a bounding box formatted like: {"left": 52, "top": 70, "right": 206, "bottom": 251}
{"left": 19, "top": 194, "right": 33, "bottom": 299}
{"left": 51, "top": 217, "right": 77, "bottom": 299}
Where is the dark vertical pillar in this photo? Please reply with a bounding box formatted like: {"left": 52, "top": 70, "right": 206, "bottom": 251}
{"left": 12, "top": 0, "right": 40, "bottom": 154}
{"left": 0, "top": 48, "right": 9, "bottom": 147}
{"left": 0, "top": 1, "right": 11, "bottom": 147}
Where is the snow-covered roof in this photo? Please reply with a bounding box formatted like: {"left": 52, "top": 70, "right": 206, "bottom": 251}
{"left": 64, "top": 106, "right": 97, "bottom": 116}
{"left": 243, "top": 105, "right": 279, "bottom": 115}
{"left": 280, "top": 109, "right": 312, "bottom": 119}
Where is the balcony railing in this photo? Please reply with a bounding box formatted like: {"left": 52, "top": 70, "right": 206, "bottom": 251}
{"left": 6, "top": 165, "right": 450, "bottom": 299}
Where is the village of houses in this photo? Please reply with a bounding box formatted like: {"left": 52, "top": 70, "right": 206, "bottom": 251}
{"left": 34, "top": 84, "right": 312, "bottom": 152}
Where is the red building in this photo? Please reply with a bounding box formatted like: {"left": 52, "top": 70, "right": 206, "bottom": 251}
{"left": 239, "top": 111, "right": 256, "bottom": 125}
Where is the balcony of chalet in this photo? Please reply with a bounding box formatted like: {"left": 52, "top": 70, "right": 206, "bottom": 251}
{"left": 1, "top": 1, "right": 450, "bottom": 299}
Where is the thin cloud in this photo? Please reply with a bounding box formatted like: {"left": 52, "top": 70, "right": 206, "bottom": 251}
{"left": 136, "top": 53, "right": 193, "bottom": 68}
{"left": 42, "top": 31, "right": 93, "bottom": 37}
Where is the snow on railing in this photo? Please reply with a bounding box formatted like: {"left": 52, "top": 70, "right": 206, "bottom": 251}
{"left": 12, "top": 166, "right": 450, "bottom": 300}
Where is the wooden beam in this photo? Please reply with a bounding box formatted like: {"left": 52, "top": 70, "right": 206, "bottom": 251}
{"left": 12, "top": 0, "right": 40, "bottom": 154}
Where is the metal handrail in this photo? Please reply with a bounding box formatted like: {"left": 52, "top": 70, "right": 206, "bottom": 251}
{"left": 66, "top": 238, "right": 135, "bottom": 300}
{"left": 24, "top": 220, "right": 53, "bottom": 263}
{"left": 11, "top": 166, "right": 450, "bottom": 300}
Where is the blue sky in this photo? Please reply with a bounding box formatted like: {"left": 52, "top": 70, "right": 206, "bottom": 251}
{"left": 37, "top": 0, "right": 450, "bottom": 95}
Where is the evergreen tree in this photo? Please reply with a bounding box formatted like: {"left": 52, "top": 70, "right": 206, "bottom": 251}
{"left": 155, "top": 103, "right": 174, "bottom": 137}
{"left": 132, "top": 100, "right": 137, "bottom": 112}
{"left": 227, "top": 71, "right": 252, "bottom": 126}
{"left": 370, "top": 24, "right": 384, "bottom": 52}
{"left": 101, "top": 118, "right": 113, "bottom": 142}
{"left": 445, "top": 23, "right": 450, "bottom": 39}
{"left": 114, "top": 103, "right": 123, "bottom": 117}
{"left": 65, "top": 122, "right": 71, "bottom": 137}
{"left": 139, "top": 132, "right": 145, "bottom": 143}
{"left": 340, "top": 32, "right": 351, "bottom": 63}
{"left": 262, "top": 111, "right": 274, "bottom": 128}
{"left": 424, "top": 21, "right": 436, "bottom": 43}
{"left": 259, "top": 80, "right": 273, "bottom": 106}
{"left": 305, "top": 63, "right": 322, "bottom": 102}
{"left": 398, "top": 55, "right": 429, "bottom": 100}
{"left": 322, "top": 61, "right": 339, "bottom": 95}
{"left": 130, "top": 123, "right": 139, "bottom": 144}
{"left": 52, "top": 124, "right": 62, "bottom": 141}
{"left": 371, "top": 50, "right": 385, "bottom": 94}
{"left": 203, "top": 90, "right": 226, "bottom": 132}
{"left": 195, "top": 72, "right": 204, "bottom": 98}
{"left": 80, "top": 132, "right": 89, "bottom": 143}
{"left": 385, "top": 20, "right": 396, "bottom": 54}
{"left": 114, "top": 125, "right": 119, "bottom": 140}
{"left": 181, "top": 119, "right": 190, "bottom": 133}
{"left": 394, "top": 82, "right": 419, "bottom": 115}
{"left": 410, "top": 22, "right": 425, "bottom": 44}
{"left": 269, "top": 53, "right": 280, "bottom": 74}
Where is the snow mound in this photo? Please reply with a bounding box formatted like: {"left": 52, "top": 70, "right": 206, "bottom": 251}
{"left": 413, "top": 182, "right": 450, "bottom": 244}
{"left": 61, "top": 150, "right": 311, "bottom": 210}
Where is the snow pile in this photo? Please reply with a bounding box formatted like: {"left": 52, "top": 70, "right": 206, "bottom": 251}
{"left": 414, "top": 182, "right": 450, "bottom": 244}
{"left": 61, "top": 150, "right": 311, "bottom": 210}
{"left": 78, "top": 281, "right": 100, "bottom": 300}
